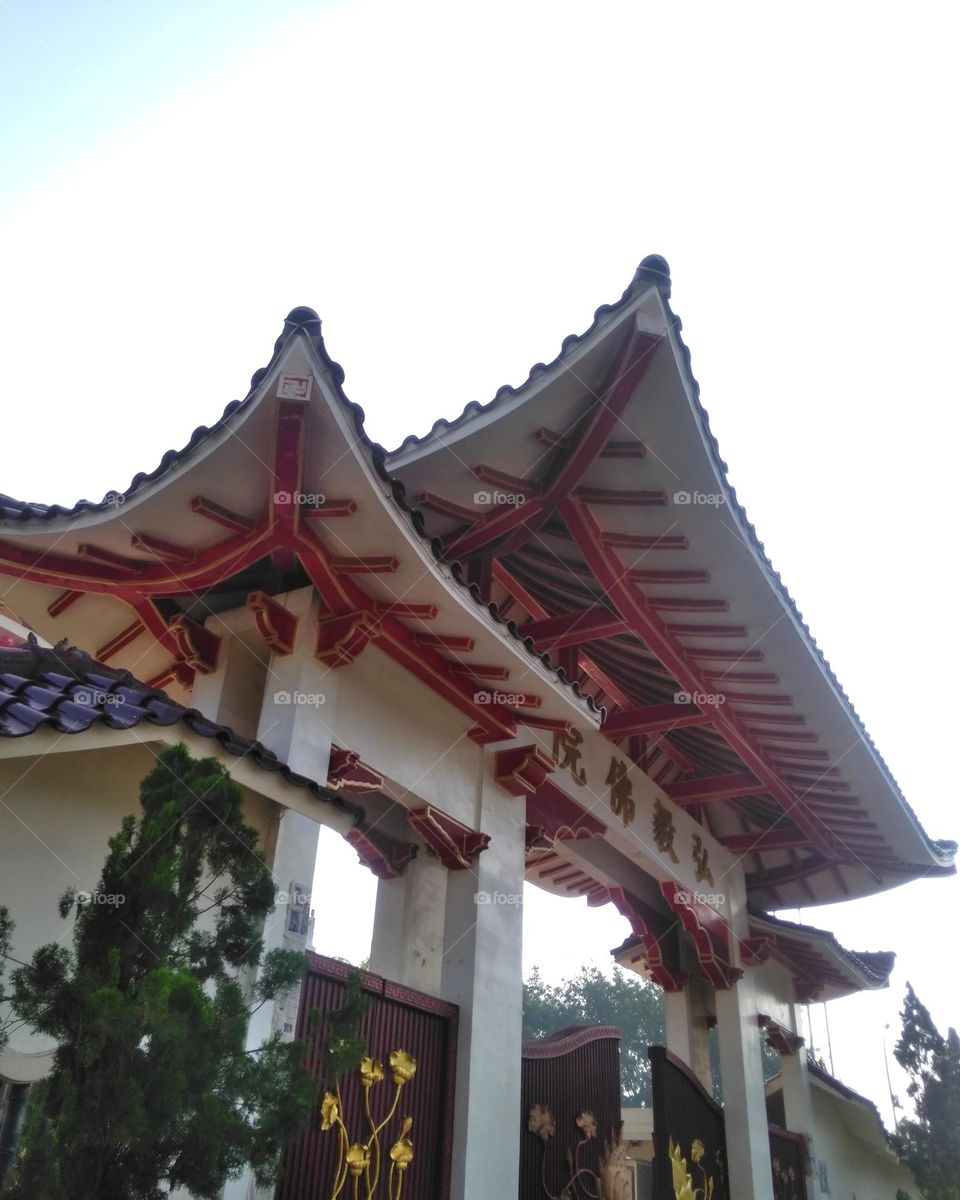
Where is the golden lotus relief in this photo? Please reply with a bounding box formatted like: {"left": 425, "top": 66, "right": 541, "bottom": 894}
{"left": 692, "top": 835, "right": 714, "bottom": 886}
{"left": 669, "top": 1136, "right": 718, "bottom": 1200}
{"left": 526, "top": 1105, "right": 631, "bottom": 1200}
{"left": 320, "top": 1049, "right": 417, "bottom": 1199}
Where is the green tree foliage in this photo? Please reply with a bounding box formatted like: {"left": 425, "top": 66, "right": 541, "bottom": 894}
{"left": 523, "top": 964, "right": 664, "bottom": 1104}
{"left": 0, "top": 906, "right": 14, "bottom": 1055}
{"left": 893, "top": 983, "right": 960, "bottom": 1200}
{"left": 2, "top": 743, "right": 316, "bottom": 1200}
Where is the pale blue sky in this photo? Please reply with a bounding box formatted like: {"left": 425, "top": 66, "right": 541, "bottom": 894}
{"left": 2, "top": 0, "right": 957, "bottom": 1128}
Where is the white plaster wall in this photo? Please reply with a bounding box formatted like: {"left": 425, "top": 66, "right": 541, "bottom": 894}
{"left": 333, "top": 643, "right": 482, "bottom": 823}
{"left": 808, "top": 1084, "right": 917, "bottom": 1200}
{"left": 0, "top": 741, "right": 276, "bottom": 1082}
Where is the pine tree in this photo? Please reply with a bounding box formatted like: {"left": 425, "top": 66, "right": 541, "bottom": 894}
{"left": 893, "top": 983, "right": 960, "bottom": 1200}
{"left": 2, "top": 743, "right": 316, "bottom": 1200}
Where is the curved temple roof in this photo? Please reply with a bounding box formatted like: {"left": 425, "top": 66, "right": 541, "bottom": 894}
{"left": 0, "top": 259, "right": 954, "bottom": 911}
{"left": 386, "top": 256, "right": 955, "bottom": 908}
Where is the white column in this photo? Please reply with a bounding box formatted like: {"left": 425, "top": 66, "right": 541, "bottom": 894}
{"left": 369, "top": 851, "right": 448, "bottom": 996}
{"left": 664, "top": 989, "right": 693, "bottom": 1064}
{"left": 664, "top": 951, "right": 714, "bottom": 1092}
{"left": 440, "top": 754, "right": 525, "bottom": 1200}
{"left": 780, "top": 1004, "right": 816, "bottom": 1166}
{"left": 715, "top": 873, "right": 775, "bottom": 1200}
{"left": 223, "top": 589, "right": 337, "bottom": 1200}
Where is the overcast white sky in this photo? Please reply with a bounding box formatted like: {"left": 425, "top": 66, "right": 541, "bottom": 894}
{"left": 2, "top": 0, "right": 958, "bottom": 1127}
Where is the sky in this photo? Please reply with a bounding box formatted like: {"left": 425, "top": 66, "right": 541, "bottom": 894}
{"left": 2, "top": 0, "right": 958, "bottom": 1129}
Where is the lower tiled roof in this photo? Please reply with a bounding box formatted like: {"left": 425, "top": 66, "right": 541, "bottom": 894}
{"left": 0, "top": 636, "right": 364, "bottom": 821}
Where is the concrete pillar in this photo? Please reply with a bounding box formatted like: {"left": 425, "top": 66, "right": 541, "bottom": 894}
{"left": 664, "top": 988, "right": 693, "bottom": 1064}
{"left": 440, "top": 754, "right": 525, "bottom": 1200}
{"left": 664, "top": 971, "right": 714, "bottom": 1092}
{"left": 369, "top": 850, "right": 448, "bottom": 996}
{"left": 780, "top": 1005, "right": 816, "bottom": 1168}
{"left": 223, "top": 589, "right": 337, "bottom": 1200}
{"left": 715, "top": 873, "right": 775, "bottom": 1200}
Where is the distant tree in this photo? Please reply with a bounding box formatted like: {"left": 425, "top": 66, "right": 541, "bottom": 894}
{"left": 0, "top": 906, "right": 14, "bottom": 1055}
{"left": 893, "top": 982, "right": 960, "bottom": 1200}
{"left": 2, "top": 743, "right": 316, "bottom": 1200}
{"left": 523, "top": 964, "right": 664, "bottom": 1104}
{"left": 523, "top": 964, "right": 781, "bottom": 1107}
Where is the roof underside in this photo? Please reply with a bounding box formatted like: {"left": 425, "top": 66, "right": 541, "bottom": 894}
{"left": 0, "top": 259, "right": 953, "bottom": 911}
{"left": 386, "top": 257, "right": 955, "bottom": 908}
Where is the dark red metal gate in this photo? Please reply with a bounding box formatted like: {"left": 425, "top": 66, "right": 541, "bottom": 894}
{"left": 519, "top": 1024, "right": 623, "bottom": 1199}
{"left": 649, "top": 1046, "right": 808, "bottom": 1200}
{"left": 277, "top": 954, "right": 458, "bottom": 1200}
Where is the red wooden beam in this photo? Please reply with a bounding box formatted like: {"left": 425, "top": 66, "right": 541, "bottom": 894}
{"left": 472, "top": 465, "right": 541, "bottom": 497}
{"left": 416, "top": 491, "right": 480, "bottom": 524}
{"left": 627, "top": 568, "right": 710, "bottom": 585}
{"left": 330, "top": 555, "right": 399, "bottom": 575}
{"left": 576, "top": 487, "right": 666, "bottom": 506}
{"left": 666, "top": 772, "right": 768, "bottom": 805}
{"left": 47, "top": 590, "right": 84, "bottom": 618}
{"left": 668, "top": 623, "right": 748, "bottom": 639}
{"left": 519, "top": 609, "right": 627, "bottom": 649}
{"left": 601, "top": 531, "right": 688, "bottom": 550}
{"left": 491, "top": 561, "right": 549, "bottom": 621}
{"left": 603, "top": 702, "right": 713, "bottom": 737}
{"left": 414, "top": 633, "right": 476, "bottom": 652}
{"left": 77, "top": 544, "right": 148, "bottom": 571}
{"left": 702, "top": 670, "right": 779, "bottom": 685}
{"left": 560, "top": 497, "right": 841, "bottom": 860}
{"left": 721, "top": 828, "right": 808, "bottom": 854}
{"left": 190, "top": 495, "right": 256, "bottom": 533}
{"left": 649, "top": 597, "right": 729, "bottom": 613}
{"left": 690, "top": 648, "right": 764, "bottom": 662}
{"left": 534, "top": 428, "right": 647, "bottom": 459}
{"left": 447, "top": 663, "right": 511, "bottom": 681}
{"left": 302, "top": 499, "right": 358, "bottom": 518}
{"left": 450, "top": 332, "right": 661, "bottom": 561}
{"left": 130, "top": 533, "right": 197, "bottom": 565}
{"left": 96, "top": 619, "right": 146, "bottom": 663}
{"left": 270, "top": 399, "right": 308, "bottom": 567}
{"left": 247, "top": 590, "right": 298, "bottom": 655}
{"left": 373, "top": 601, "right": 439, "bottom": 620}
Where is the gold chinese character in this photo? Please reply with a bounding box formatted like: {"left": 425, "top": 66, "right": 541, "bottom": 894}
{"left": 605, "top": 758, "right": 635, "bottom": 825}
{"left": 693, "top": 834, "right": 714, "bottom": 886}
{"left": 653, "top": 798, "right": 679, "bottom": 863}
{"left": 553, "top": 726, "right": 587, "bottom": 785}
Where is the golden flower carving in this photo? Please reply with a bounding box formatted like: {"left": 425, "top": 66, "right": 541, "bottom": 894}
{"left": 528, "top": 1103, "right": 556, "bottom": 1140}
{"left": 320, "top": 1091, "right": 340, "bottom": 1131}
{"left": 669, "top": 1138, "right": 696, "bottom": 1200}
{"left": 390, "top": 1117, "right": 415, "bottom": 1173}
{"left": 345, "top": 1142, "right": 371, "bottom": 1177}
{"left": 576, "top": 1110, "right": 598, "bottom": 1139}
{"left": 360, "top": 1056, "right": 384, "bottom": 1087}
{"left": 389, "top": 1048, "right": 417, "bottom": 1085}
{"left": 691, "top": 1139, "right": 705, "bottom": 1164}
